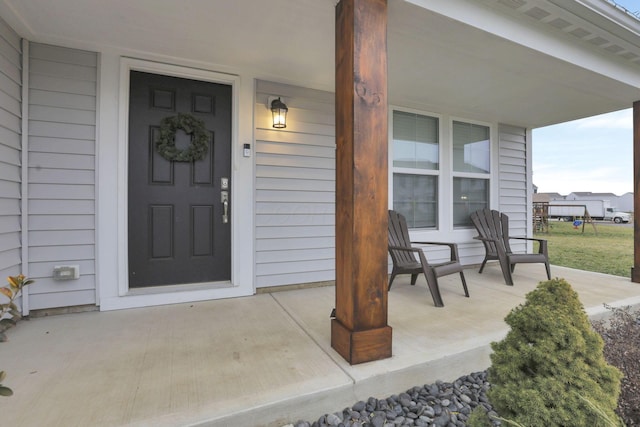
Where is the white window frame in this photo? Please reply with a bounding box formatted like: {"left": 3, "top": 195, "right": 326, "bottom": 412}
{"left": 389, "top": 108, "right": 496, "bottom": 235}
{"left": 389, "top": 107, "right": 442, "bottom": 230}
{"left": 449, "top": 117, "right": 494, "bottom": 229}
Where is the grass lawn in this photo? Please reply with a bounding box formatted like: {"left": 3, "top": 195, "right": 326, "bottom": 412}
{"left": 534, "top": 221, "right": 633, "bottom": 277}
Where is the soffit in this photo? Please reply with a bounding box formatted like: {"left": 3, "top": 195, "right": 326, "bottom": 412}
{"left": 494, "top": 0, "right": 640, "bottom": 65}
{"left": 1, "top": 0, "right": 639, "bottom": 128}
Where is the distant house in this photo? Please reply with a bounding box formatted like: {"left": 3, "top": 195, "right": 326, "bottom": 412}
{"left": 618, "top": 192, "right": 634, "bottom": 212}
{"left": 535, "top": 191, "right": 633, "bottom": 213}
{"left": 533, "top": 193, "right": 549, "bottom": 204}
{"left": 566, "top": 192, "right": 619, "bottom": 201}
{"left": 535, "top": 192, "right": 566, "bottom": 202}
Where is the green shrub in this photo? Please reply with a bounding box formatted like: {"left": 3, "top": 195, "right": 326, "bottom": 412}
{"left": 467, "top": 406, "right": 495, "bottom": 427}
{"left": 486, "top": 278, "right": 623, "bottom": 427}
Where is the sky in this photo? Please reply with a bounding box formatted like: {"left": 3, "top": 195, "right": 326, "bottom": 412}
{"left": 532, "top": 108, "right": 633, "bottom": 196}
{"left": 532, "top": 0, "right": 640, "bottom": 196}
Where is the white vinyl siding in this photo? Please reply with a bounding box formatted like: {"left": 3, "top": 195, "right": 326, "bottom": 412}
{"left": 27, "top": 43, "right": 97, "bottom": 309}
{"left": 498, "top": 124, "right": 529, "bottom": 249}
{"left": 0, "top": 16, "right": 21, "bottom": 279}
{"left": 255, "top": 80, "right": 335, "bottom": 288}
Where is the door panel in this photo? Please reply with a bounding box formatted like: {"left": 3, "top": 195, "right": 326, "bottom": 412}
{"left": 128, "top": 71, "right": 231, "bottom": 287}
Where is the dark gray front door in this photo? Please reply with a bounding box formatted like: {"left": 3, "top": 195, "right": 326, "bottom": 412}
{"left": 128, "top": 71, "right": 231, "bottom": 287}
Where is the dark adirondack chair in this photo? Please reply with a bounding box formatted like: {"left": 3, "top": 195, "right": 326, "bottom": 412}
{"left": 387, "top": 210, "right": 469, "bottom": 307}
{"left": 470, "top": 208, "right": 551, "bottom": 286}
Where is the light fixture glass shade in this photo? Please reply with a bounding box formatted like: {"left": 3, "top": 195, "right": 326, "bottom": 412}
{"left": 271, "top": 97, "right": 288, "bottom": 129}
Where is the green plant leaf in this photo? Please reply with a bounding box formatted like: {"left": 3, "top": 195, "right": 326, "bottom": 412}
{"left": 0, "top": 386, "right": 13, "bottom": 396}
{"left": 0, "top": 371, "right": 6, "bottom": 382}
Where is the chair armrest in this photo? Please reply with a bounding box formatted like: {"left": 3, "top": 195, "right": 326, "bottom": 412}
{"left": 411, "top": 241, "right": 457, "bottom": 247}
{"left": 510, "top": 236, "right": 546, "bottom": 243}
{"left": 388, "top": 245, "right": 421, "bottom": 253}
{"left": 388, "top": 242, "right": 460, "bottom": 261}
{"left": 411, "top": 241, "right": 460, "bottom": 261}
{"left": 473, "top": 235, "right": 509, "bottom": 258}
{"left": 509, "top": 237, "right": 548, "bottom": 255}
{"left": 473, "top": 235, "right": 494, "bottom": 242}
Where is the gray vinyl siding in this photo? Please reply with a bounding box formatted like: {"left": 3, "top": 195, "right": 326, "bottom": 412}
{"left": 0, "top": 17, "right": 21, "bottom": 279}
{"left": 498, "top": 124, "right": 529, "bottom": 247}
{"left": 27, "top": 43, "right": 97, "bottom": 309}
{"left": 255, "top": 80, "right": 335, "bottom": 288}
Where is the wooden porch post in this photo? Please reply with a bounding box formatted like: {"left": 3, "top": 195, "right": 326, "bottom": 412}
{"left": 332, "top": 0, "right": 392, "bottom": 364}
{"left": 632, "top": 101, "right": 640, "bottom": 282}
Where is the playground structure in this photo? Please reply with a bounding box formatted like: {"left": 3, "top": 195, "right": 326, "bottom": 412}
{"left": 533, "top": 202, "right": 597, "bottom": 234}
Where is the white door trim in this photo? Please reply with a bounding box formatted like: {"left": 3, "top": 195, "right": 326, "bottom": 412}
{"left": 98, "top": 57, "right": 253, "bottom": 311}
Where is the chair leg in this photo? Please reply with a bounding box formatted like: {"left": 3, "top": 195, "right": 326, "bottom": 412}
{"left": 424, "top": 270, "right": 444, "bottom": 308}
{"left": 388, "top": 272, "right": 397, "bottom": 290}
{"left": 545, "top": 261, "right": 551, "bottom": 280}
{"left": 502, "top": 265, "right": 514, "bottom": 286}
{"left": 498, "top": 256, "right": 514, "bottom": 286}
{"left": 410, "top": 274, "right": 418, "bottom": 286}
{"left": 460, "top": 272, "right": 469, "bottom": 297}
{"left": 478, "top": 258, "right": 488, "bottom": 274}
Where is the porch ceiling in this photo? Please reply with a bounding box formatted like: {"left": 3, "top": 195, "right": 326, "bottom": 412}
{"left": 2, "top": 0, "right": 640, "bottom": 128}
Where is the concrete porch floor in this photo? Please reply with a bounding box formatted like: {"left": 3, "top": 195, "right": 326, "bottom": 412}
{"left": 2, "top": 264, "right": 640, "bottom": 427}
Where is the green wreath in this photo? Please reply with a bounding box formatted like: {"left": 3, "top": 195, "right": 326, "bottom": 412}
{"left": 156, "top": 113, "right": 209, "bottom": 162}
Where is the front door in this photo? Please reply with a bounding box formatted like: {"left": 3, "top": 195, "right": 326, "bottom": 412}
{"left": 128, "top": 71, "right": 232, "bottom": 287}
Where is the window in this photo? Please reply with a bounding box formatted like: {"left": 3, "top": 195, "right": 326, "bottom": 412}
{"left": 453, "top": 177, "right": 489, "bottom": 226}
{"left": 391, "top": 111, "right": 492, "bottom": 230}
{"left": 452, "top": 121, "right": 490, "bottom": 227}
{"left": 392, "top": 110, "right": 439, "bottom": 228}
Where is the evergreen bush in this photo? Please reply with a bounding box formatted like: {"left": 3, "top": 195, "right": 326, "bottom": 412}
{"left": 485, "top": 278, "right": 623, "bottom": 426}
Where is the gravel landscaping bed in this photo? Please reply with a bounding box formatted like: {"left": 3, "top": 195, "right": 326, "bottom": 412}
{"left": 286, "top": 371, "right": 499, "bottom": 427}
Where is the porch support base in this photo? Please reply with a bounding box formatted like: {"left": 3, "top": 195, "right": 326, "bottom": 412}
{"left": 331, "top": 319, "right": 392, "bottom": 365}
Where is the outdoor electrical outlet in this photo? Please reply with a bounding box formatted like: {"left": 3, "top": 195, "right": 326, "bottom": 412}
{"left": 53, "top": 265, "right": 80, "bottom": 280}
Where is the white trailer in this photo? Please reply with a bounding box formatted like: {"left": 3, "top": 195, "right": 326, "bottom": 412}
{"left": 547, "top": 199, "right": 630, "bottom": 223}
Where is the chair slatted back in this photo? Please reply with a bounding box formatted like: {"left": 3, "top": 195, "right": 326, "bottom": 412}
{"left": 470, "top": 208, "right": 513, "bottom": 255}
{"left": 388, "top": 210, "right": 418, "bottom": 267}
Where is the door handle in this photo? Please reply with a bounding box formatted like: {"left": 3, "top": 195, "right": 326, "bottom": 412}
{"left": 221, "top": 191, "right": 229, "bottom": 224}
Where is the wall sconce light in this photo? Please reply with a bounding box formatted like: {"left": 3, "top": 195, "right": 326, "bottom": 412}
{"left": 270, "top": 97, "right": 288, "bottom": 129}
